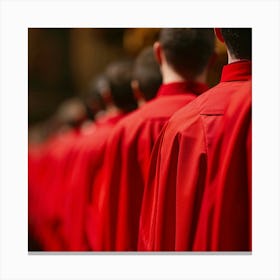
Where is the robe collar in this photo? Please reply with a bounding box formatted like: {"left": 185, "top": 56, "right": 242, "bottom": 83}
{"left": 221, "top": 60, "right": 252, "bottom": 82}
{"left": 95, "top": 111, "right": 126, "bottom": 126}
{"left": 156, "top": 81, "right": 209, "bottom": 98}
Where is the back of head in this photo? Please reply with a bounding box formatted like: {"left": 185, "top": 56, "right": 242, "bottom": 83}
{"left": 56, "top": 97, "right": 87, "bottom": 129}
{"left": 105, "top": 59, "right": 138, "bottom": 112}
{"left": 159, "top": 28, "right": 215, "bottom": 80}
{"left": 132, "top": 46, "right": 162, "bottom": 101}
{"left": 85, "top": 74, "right": 108, "bottom": 120}
{"left": 221, "top": 28, "right": 252, "bottom": 60}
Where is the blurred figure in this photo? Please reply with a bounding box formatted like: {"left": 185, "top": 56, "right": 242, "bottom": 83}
{"left": 28, "top": 122, "right": 50, "bottom": 145}
{"left": 54, "top": 97, "right": 87, "bottom": 132}
{"left": 139, "top": 28, "right": 251, "bottom": 251}
{"left": 28, "top": 97, "right": 87, "bottom": 145}
{"left": 28, "top": 97, "right": 87, "bottom": 251}
{"left": 59, "top": 59, "right": 138, "bottom": 251}
{"left": 83, "top": 74, "right": 108, "bottom": 122}
{"left": 86, "top": 46, "right": 162, "bottom": 250}
{"left": 92, "top": 29, "right": 215, "bottom": 251}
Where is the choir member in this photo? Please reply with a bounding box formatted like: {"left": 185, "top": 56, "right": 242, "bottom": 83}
{"left": 83, "top": 74, "right": 107, "bottom": 122}
{"left": 93, "top": 29, "right": 215, "bottom": 251}
{"left": 29, "top": 98, "right": 87, "bottom": 250}
{"left": 138, "top": 28, "right": 252, "bottom": 251}
{"left": 60, "top": 60, "right": 138, "bottom": 251}
{"left": 86, "top": 46, "right": 162, "bottom": 251}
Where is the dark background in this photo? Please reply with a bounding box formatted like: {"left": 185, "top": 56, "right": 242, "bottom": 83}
{"left": 28, "top": 28, "right": 227, "bottom": 126}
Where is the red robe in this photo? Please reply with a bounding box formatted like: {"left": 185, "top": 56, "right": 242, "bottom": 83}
{"left": 28, "top": 129, "right": 80, "bottom": 250}
{"left": 28, "top": 142, "right": 47, "bottom": 245}
{"left": 60, "top": 112, "right": 126, "bottom": 251}
{"left": 138, "top": 61, "right": 252, "bottom": 251}
{"left": 88, "top": 81, "right": 208, "bottom": 251}
{"left": 193, "top": 84, "right": 252, "bottom": 251}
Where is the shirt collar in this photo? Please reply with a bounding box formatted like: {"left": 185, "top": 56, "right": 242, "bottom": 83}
{"left": 221, "top": 60, "right": 252, "bottom": 82}
{"left": 156, "top": 81, "right": 209, "bottom": 98}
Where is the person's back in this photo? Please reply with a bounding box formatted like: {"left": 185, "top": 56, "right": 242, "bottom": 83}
{"left": 85, "top": 46, "right": 161, "bottom": 251}
{"left": 193, "top": 82, "right": 252, "bottom": 251}
{"left": 59, "top": 60, "right": 138, "bottom": 251}
{"left": 138, "top": 28, "right": 252, "bottom": 251}
{"left": 92, "top": 28, "right": 215, "bottom": 251}
{"left": 28, "top": 97, "right": 87, "bottom": 250}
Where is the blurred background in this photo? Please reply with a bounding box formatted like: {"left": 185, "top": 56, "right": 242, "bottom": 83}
{"left": 28, "top": 28, "right": 227, "bottom": 142}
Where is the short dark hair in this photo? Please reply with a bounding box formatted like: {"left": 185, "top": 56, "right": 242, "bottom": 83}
{"left": 85, "top": 74, "right": 108, "bottom": 120}
{"left": 106, "top": 59, "right": 138, "bottom": 112}
{"left": 55, "top": 97, "right": 87, "bottom": 128}
{"left": 221, "top": 28, "right": 252, "bottom": 60}
{"left": 133, "top": 47, "right": 162, "bottom": 101}
{"left": 159, "top": 28, "right": 215, "bottom": 79}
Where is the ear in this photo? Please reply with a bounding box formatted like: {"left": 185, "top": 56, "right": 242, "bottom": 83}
{"left": 153, "top": 41, "right": 162, "bottom": 65}
{"left": 214, "top": 28, "right": 224, "bottom": 43}
{"left": 101, "top": 89, "right": 112, "bottom": 104}
{"left": 131, "top": 80, "right": 144, "bottom": 101}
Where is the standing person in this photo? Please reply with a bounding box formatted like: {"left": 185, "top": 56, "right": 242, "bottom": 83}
{"left": 193, "top": 82, "right": 252, "bottom": 251}
{"left": 91, "top": 29, "right": 215, "bottom": 251}
{"left": 60, "top": 60, "right": 138, "bottom": 251}
{"left": 139, "top": 28, "right": 252, "bottom": 251}
{"left": 28, "top": 97, "right": 87, "bottom": 251}
{"left": 86, "top": 46, "right": 162, "bottom": 251}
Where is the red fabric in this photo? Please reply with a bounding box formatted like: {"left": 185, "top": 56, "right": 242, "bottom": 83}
{"left": 193, "top": 83, "right": 252, "bottom": 251}
{"left": 28, "top": 129, "right": 80, "bottom": 251}
{"left": 28, "top": 142, "right": 47, "bottom": 242}
{"left": 29, "top": 138, "right": 58, "bottom": 249}
{"left": 60, "top": 112, "right": 126, "bottom": 251}
{"left": 138, "top": 61, "right": 252, "bottom": 251}
{"left": 87, "top": 81, "right": 208, "bottom": 251}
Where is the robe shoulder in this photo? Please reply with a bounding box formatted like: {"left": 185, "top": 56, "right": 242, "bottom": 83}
{"left": 139, "top": 79, "right": 252, "bottom": 251}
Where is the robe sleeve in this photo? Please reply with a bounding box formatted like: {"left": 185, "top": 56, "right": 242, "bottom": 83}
{"left": 211, "top": 91, "right": 251, "bottom": 251}
{"left": 92, "top": 119, "right": 168, "bottom": 251}
{"left": 62, "top": 127, "right": 111, "bottom": 251}
{"left": 41, "top": 136, "right": 77, "bottom": 251}
{"left": 94, "top": 124, "right": 143, "bottom": 251}
{"left": 86, "top": 126, "right": 125, "bottom": 251}
{"left": 139, "top": 108, "right": 207, "bottom": 251}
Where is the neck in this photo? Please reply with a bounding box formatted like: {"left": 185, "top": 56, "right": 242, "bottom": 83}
{"left": 162, "top": 66, "right": 185, "bottom": 84}
{"left": 227, "top": 50, "right": 250, "bottom": 64}
{"left": 162, "top": 64, "right": 207, "bottom": 85}
{"left": 137, "top": 99, "right": 146, "bottom": 108}
{"left": 105, "top": 104, "right": 122, "bottom": 115}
